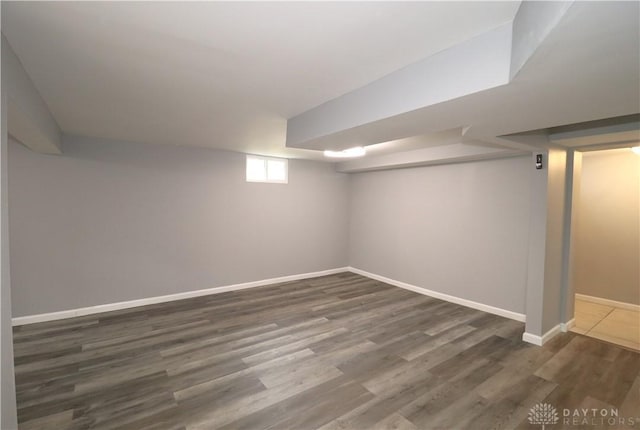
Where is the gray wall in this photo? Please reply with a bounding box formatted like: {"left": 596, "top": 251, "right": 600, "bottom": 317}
{"left": 8, "top": 136, "right": 349, "bottom": 317}
{"left": 562, "top": 150, "right": 581, "bottom": 324}
{"left": 2, "top": 84, "right": 18, "bottom": 430}
{"left": 348, "top": 156, "right": 531, "bottom": 314}
{"left": 574, "top": 149, "right": 640, "bottom": 305}
{"left": 524, "top": 150, "right": 551, "bottom": 337}
{"left": 541, "top": 148, "right": 567, "bottom": 333}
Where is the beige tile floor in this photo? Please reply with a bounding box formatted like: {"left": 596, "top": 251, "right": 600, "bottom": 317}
{"left": 571, "top": 297, "right": 640, "bottom": 351}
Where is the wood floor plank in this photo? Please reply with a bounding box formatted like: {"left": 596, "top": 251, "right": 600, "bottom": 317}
{"left": 472, "top": 374, "right": 557, "bottom": 430}
{"left": 370, "top": 413, "right": 418, "bottom": 430}
{"left": 399, "top": 359, "right": 503, "bottom": 428}
{"left": 317, "top": 371, "right": 438, "bottom": 430}
{"left": 12, "top": 273, "right": 640, "bottom": 429}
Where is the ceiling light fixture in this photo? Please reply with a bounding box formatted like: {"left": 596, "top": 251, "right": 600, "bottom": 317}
{"left": 631, "top": 146, "right": 640, "bottom": 155}
{"left": 323, "top": 146, "right": 366, "bottom": 158}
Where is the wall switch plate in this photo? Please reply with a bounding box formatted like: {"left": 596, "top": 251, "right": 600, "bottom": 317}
{"left": 536, "top": 154, "right": 543, "bottom": 170}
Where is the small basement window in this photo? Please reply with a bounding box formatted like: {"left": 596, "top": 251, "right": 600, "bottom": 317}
{"left": 246, "top": 155, "right": 288, "bottom": 184}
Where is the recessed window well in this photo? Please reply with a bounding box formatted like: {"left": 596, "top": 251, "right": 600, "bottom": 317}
{"left": 246, "top": 155, "right": 288, "bottom": 183}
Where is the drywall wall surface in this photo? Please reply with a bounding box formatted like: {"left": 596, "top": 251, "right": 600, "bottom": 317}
{"left": 348, "top": 156, "right": 531, "bottom": 314}
{"left": 1, "top": 81, "right": 18, "bottom": 430}
{"left": 523, "top": 148, "right": 569, "bottom": 338}
{"left": 563, "top": 150, "right": 582, "bottom": 323}
{"left": 574, "top": 149, "right": 640, "bottom": 305}
{"left": 524, "top": 150, "right": 549, "bottom": 336}
{"left": 8, "top": 136, "right": 350, "bottom": 316}
{"left": 541, "top": 148, "right": 567, "bottom": 333}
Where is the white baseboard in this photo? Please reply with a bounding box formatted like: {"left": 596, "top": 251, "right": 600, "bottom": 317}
{"left": 522, "top": 324, "right": 562, "bottom": 346}
{"left": 575, "top": 293, "right": 640, "bottom": 312}
{"left": 347, "top": 266, "right": 526, "bottom": 322}
{"left": 560, "top": 318, "right": 575, "bottom": 332}
{"left": 12, "top": 267, "right": 349, "bottom": 326}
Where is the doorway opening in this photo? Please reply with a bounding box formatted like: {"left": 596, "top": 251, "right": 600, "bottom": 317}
{"left": 569, "top": 147, "right": 640, "bottom": 351}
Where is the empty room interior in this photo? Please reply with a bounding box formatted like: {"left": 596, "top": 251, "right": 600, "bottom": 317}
{"left": 0, "top": 1, "right": 639, "bottom": 430}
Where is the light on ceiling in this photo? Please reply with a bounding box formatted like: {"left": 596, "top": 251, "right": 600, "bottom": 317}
{"left": 323, "top": 146, "right": 366, "bottom": 158}
{"left": 631, "top": 146, "right": 640, "bottom": 155}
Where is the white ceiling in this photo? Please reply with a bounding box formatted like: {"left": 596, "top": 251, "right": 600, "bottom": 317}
{"left": 3, "top": 1, "right": 639, "bottom": 166}
{"left": 286, "top": 0, "right": 640, "bottom": 171}
{"left": 1, "top": 1, "right": 521, "bottom": 159}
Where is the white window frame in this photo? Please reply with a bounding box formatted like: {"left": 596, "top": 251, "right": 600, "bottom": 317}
{"left": 246, "top": 155, "right": 289, "bottom": 184}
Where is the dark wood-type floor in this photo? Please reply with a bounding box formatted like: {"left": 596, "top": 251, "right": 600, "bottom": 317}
{"left": 12, "top": 273, "right": 640, "bottom": 430}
